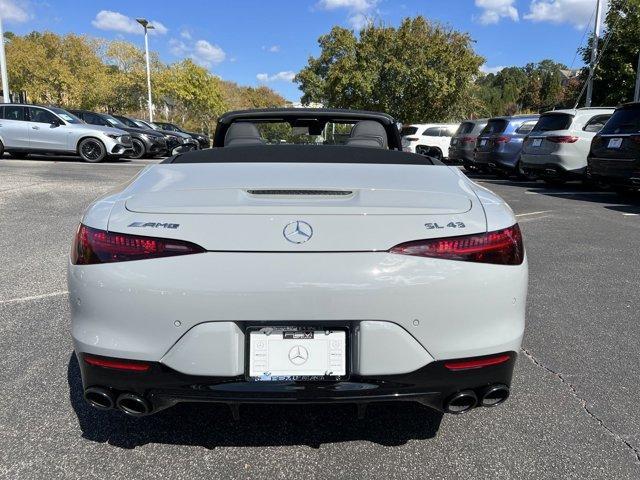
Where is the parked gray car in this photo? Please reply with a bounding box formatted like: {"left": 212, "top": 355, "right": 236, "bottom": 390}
{"left": 449, "top": 118, "right": 488, "bottom": 171}
{"left": 0, "top": 104, "right": 132, "bottom": 162}
{"left": 521, "top": 107, "right": 614, "bottom": 184}
{"left": 474, "top": 115, "right": 539, "bottom": 176}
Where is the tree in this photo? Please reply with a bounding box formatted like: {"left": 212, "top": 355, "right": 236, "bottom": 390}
{"left": 295, "top": 17, "right": 484, "bottom": 122}
{"left": 579, "top": 0, "right": 640, "bottom": 106}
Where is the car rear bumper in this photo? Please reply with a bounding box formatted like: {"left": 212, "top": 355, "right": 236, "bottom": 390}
{"left": 78, "top": 350, "right": 517, "bottom": 414}
{"left": 448, "top": 147, "right": 474, "bottom": 163}
{"left": 521, "top": 160, "right": 585, "bottom": 179}
{"left": 587, "top": 157, "right": 640, "bottom": 187}
{"left": 475, "top": 151, "right": 519, "bottom": 169}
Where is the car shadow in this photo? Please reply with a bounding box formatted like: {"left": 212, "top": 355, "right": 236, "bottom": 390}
{"left": 2, "top": 153, "right": 132, "bottom": 163}
{"left": 68, "top": 354, "right": 444, "bottom": 450}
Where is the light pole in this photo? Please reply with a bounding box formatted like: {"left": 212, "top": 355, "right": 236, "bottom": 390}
{"left": 136, "top": 18, "right": 155, "bottom": 121}
{"left": 0, "top": 12, "right": 11, "bottom": 103}
{"left": 585, "top": 0, "right": 602, "bottom": 107}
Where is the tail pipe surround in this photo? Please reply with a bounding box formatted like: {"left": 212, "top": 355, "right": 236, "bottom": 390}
{"left": 444, "top": 390, "right": 478, "bottom": 414}
{"left": 115, "top": 393, "right": 152, "bottom": 416}
{"left": 480, "top": 384, "right": 510, "bottom": 407}
{"left": 83, "top": 387, "right": 115, "bottom": 410}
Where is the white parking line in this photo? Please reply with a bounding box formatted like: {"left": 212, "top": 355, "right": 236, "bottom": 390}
{"left": 525, "top": 190, "right": 613, "bottom": 195}
{"left": 515, "top": 210, "right": 553, "bottom": 217}
{"left": 0, "top": 290, "right": 68, "bottom": 305}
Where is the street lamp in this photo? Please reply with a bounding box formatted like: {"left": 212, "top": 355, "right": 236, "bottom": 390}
{"left": 0, "top": 12, "right": 10, "bottom": 103}
{"left": 136, "top": 18, "right": 155, "bottom": 121}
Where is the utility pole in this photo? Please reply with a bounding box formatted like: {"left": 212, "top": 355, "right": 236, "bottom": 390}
{"left": 0, "top": 13, "right": 11, "bottom": 103}
{"left": 634, "top": 50, "right": 640, "bottom": 102}
{"left": 136, "top": 18, "right": 155, "bottom": 121}
{"left": 585, "top": 0, "right": 602, "bottom": 107}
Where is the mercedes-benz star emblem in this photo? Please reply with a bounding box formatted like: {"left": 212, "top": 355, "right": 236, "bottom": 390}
{"left": 288, "top": 345, "right": 309, "bottom": 365}
{"left": 283, "top": 220, "right": 313, "bottom": 244}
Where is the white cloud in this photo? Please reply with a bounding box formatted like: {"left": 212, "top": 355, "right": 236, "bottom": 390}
{"left": 169, "top": 38, "right": 226, "bottom": 67}
{"left": 0, "top": 0, "right": 29, "bottom": 22}
{"left": 192, "top": 40, "right": 226, "bottom": 67}
{"left": 475, "top": 0, "right": 519, "bottom": 25}
{"left": 92, "top": 10, "right": 167, "bottom": 35}
{"left": 262, "top": 45, "right": 280, "bottom": 53}
{"left": 480, "top": 64, "right": 506, "bottom": 74}
{"left": 180, "top": 29, "right": 192, "bottom": 39}
{"left": 524, "top": 0, "right": 608, "bottom": 29}
{"left": 256, "top": 71, "right": 296, "bottom": 83}
{"left": 316, "top": 0, "right": 378, "bottom": 29}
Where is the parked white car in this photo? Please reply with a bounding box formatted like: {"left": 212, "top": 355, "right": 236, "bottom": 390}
{"left": 401, "top": 123, "right": 459, "bottom": 160}
{"left": 521, "top": 107, "right": 614, "bottom": 184}
{"left": 0, "top": 104, "right": 133, "bottom": 162}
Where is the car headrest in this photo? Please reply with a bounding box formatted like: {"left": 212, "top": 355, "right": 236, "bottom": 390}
{"left": 224, "top": 122, "right": 264, "bottom": 147}
{"left": 345, "top": 120, "right": 388, "bottom": 149}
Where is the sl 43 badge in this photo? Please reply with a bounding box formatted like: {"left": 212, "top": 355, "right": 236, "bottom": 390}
{"left": 425, "top": 222, "right": 466, "bottom": 230}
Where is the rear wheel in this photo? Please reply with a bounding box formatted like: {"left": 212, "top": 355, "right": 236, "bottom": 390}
{"left": 128, "top": 138, "right": 146, "bottom": 159}
{"left": 78, "top": 138, "right": 106, "bottom": 163}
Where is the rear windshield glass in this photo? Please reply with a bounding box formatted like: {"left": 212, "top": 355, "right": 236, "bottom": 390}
{"left": 600, "top": 107, "right": 640, "bottom": 135}
{"left": 534, "top": 114, "right": 573, "bottom": 132}
{"left": 455, "top": 122, "right": 474, "bottom": 135}
{"left": 481, "top": 119, "right": 508, "bottom": 135}
{"left": 400, "top": 126, "right": 418, "bottom": 136}
{"left": 255, "top": 121, "right": 356, "bottom": 145}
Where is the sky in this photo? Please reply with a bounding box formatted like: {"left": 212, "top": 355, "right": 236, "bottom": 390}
{"left": 0, "top": 0, "right": 606, "bottom": 101}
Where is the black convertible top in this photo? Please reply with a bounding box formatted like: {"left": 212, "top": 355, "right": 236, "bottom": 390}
{"left": 165, "top": 144, "right": 441, "bottom": 166}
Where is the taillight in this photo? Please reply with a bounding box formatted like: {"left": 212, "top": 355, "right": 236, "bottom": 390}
{"left": 629, "top": 135, "right": 640, "bottom": 144}
{"left": 547, "top": 135, "right": 578, "bottom": 143}
{"left": 84, "top": 354, "right": 151, "bottom": 372}
{"left": 444, "top": 353, "right": 511, "bottom": 371}
{"left": 495, "top": 136, "right": 510, "bottom": 144}
{"left": 461, "top": 136, "right": 475, "bottom": 143}
{"left": 71, "top": 224, "right": 206, "bottom": 264}
{"left": 389, "top": 224, "right": 524, "bottom": 265}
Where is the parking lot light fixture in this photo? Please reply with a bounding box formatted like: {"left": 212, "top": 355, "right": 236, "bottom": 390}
{"left": 0, "top": 13, "right": 10, "bottom": 103}
{"left": 136, "top": 18, "right": 155, "bottom": 121}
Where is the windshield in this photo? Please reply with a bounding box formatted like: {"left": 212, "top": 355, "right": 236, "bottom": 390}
{"left": 48, "top": 107, "right": 83, "bottom": 124}
{"left": 114, "top": 116, "right": 138, "bottom": 128}
{"left": 534, "top": 113, "right": 573, "bottom": 132}
{"left": 134, "top": 120, "right": 154, "bottom": 129}
{"left": 102, "top": 114, "right": 128, "bottom": 129}
{"left": 400, "top": 126, "right": 418, "bottom": 136}
{"left": 600, "top": 107, "right": 640, "bottom": 135}
{"left": 253, "top": 121, "right": 358, "bottom": 145}
{"left": 481, "top": 119, "right": 508, "bottom": 135}
{"left": 455, "top": 122, "right": 474, "bottom": 135}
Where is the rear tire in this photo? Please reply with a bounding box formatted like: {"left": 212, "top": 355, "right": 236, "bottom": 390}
{"left": 78, "top": 138, "right": 106, "bottom": 163}
{"left": 128, "top": 138, "right": 146, "bottom": 159}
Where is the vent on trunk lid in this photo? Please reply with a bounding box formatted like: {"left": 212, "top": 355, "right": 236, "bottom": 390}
{"left": 246, "top": 189, "right": 353, "bottom": 196}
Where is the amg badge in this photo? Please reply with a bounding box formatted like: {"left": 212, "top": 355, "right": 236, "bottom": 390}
{"left": 128, "top": 222, "right": 180, "bottom": 229}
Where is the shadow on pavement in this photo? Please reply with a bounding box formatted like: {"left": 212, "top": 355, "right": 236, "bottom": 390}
{"left": 68, "top": 353, "right": 444, "bottom": 450}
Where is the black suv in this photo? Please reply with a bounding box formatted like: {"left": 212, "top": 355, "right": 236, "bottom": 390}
{"left": 155, "top": 122, "right": 210, "bottom": 148}
{"left": 69, "top": 110, "right": 167, "bottom": 159}
{"left": 588, "top": 102, "right": 640, "bottom": 194}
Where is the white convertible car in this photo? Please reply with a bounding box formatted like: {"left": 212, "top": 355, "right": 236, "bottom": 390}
{"left": 68, "top": 109, "right": 527, "bottom": 418}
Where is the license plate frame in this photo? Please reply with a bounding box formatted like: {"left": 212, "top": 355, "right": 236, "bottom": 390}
{"left": 608, "top": 138, "right": 623, "bottom": 149}
{"left": 245, "top": 326, "right": 349, "bottom": 382}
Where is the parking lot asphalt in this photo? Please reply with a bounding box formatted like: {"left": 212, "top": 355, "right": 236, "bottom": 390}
{"left": 1, "top": 157, "right": 639, "bottom": 479}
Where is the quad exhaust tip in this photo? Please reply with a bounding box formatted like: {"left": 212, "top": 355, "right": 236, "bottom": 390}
{"left": 480, "top": 384, "right": 510, "bottom": 407}
{"left": 444, "top": 390, "right": 477, "bottom": 414}
{"left": 83, "top": 387, "right": 115, "bottom": 410}
{"left": 116, "top": 393, "right": 152, "bottom": 416}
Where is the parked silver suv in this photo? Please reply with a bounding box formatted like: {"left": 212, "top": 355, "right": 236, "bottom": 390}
{"left": 521, "top": 107, "right": 614, "bottom": 184}
{"left": 0, "top": 104, "right": 133, "bottom": 162}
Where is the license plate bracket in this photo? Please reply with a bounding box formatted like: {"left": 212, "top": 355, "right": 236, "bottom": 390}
{"left": 245, "top": 326, "right": 349, "bottom": 382}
